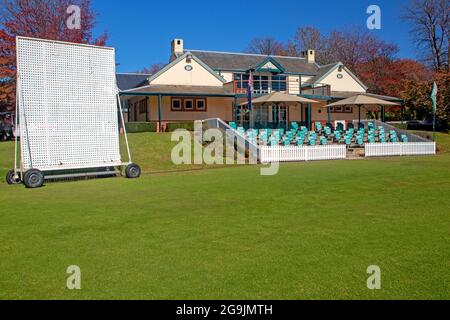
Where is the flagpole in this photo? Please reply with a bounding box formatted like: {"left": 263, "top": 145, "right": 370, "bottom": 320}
{"left": 433, "top": 107, "right": 436, "bottom": 142}
{"left": 248, "top": 71, "right": 253, "bottom": 129}
{"left": 431, "top": 82, "right": 438, "bottom": 142}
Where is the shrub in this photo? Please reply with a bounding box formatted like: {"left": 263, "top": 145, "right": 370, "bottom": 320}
{"left": 125, "top": 122, "right": 157, "bottom": 133}
{"left": 166, "top": 122, "right": 195, "bottom": 132}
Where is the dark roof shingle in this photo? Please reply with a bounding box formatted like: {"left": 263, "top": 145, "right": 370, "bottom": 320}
{"left": 116, "top": 73, "right": 150, "bottom": 91}
{"left": 126, "top": 85, "right": 234, "bottom": 95}
{"left": 187, "top": 50, "right": 319, "bottom": 74}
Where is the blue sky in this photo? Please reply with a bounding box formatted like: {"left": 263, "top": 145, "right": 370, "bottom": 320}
{"left": 92, "top": 0, "right": 416, "bottom": 73}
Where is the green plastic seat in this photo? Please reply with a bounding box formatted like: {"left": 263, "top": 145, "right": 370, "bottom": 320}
{"left": 401, "top": 135, "right": 409, "bottom": 143}
{"left": 315, "top": 122, "right": 323, "bottom": 132}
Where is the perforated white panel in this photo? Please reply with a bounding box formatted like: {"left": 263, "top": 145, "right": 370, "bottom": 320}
{"left": 16, "top": 37, "right": 121, "bottom": 171}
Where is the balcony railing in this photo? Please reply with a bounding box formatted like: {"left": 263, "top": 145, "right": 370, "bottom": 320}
{"left": 300, "top": 84, "right": 331, "bottom": 97}
{"left": 233, "top": 79, "right": 331, "bottom": 97}
{"left": 233, "top": 79, "right": 289, "bottom": 95}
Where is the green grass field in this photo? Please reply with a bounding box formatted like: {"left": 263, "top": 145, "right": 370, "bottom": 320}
{"left": 0, "top": 133, "right": 449, "bottom": 300}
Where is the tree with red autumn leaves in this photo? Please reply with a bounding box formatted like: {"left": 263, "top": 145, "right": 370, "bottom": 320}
{"left": 357, "top": 58, "right": 429, "bottom": 97}
{"left": 0, "top": 0, "right": 107, "bottom": 112}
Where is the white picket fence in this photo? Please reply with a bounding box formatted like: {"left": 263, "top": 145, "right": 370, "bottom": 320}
{"left": 365, "top": 142, "right": 436, "bottom": 157}
{"left": 260, "top": 145, "right": 347, "bottom": 163}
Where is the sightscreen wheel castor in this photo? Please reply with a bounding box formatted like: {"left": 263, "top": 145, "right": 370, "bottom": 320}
{"left": 6, "top": 170, "right": 21, "bottom": 185}
{"left": 125, "top": 163, "right": 141, "bottom": 179}
{"left": 23, "top": 169, "right": 45, "bottom": 189}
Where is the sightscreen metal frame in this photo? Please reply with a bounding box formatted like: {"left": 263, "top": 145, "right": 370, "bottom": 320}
{"left": 15, "top": 37, "right": 130, "bottom": 175}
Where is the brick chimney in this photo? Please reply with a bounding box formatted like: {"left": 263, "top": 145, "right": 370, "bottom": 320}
{"left": 171, "top": 39, "right": 184, "bottom": 58}
{"left": 302, "top": 49, "right": 315, "bottom": 64}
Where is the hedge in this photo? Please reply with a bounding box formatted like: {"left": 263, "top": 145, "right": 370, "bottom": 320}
{"left": 125, "top": 122, "right": 157, "bottom": 133}
{"left": 166, "top": 122, "right": 195, "bottom": 132}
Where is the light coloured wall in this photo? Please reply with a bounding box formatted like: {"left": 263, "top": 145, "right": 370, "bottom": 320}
{"left": 320, "top": 67, "right": 366, "bottom": 93}
{"left": 285, "top": 100, "right": 366, "bottom": 124}
{"left": 125, "top": 96, "right": 366, "bottom": 125}
{"left": 289, "top": 104, "right": 302, "bottom": 122}
{"left": 301, "top": 76, "right": 314, "bottom": 84}
{"left": 219, "top": 72, "right": 234, "bottom": 83}
{"left": 311, "top": 100, "right": 366, "bottom": 123}
{"left": 288, "top": 76, "right": 301, "bottom": 95}
{"left": 150, "top": 58, "right": 224, "bottom": 87}
{"left": 146, "top": 96, "right": 233, "bottom": 122}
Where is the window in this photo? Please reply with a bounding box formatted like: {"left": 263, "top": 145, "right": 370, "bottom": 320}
{"left": 184, "top": 99, "right": 194, "bottom": 110}
{"left": 171, "top": 97, "right": 207, "bottom": 111}
{"left": 234, "top": 73, "right": 249, "bottom": 90}
{"left": 196, "top": 99, "right": 206, "bottom": 110}
{"left": 272, "top": 75, "right": 287, "bottom": 92}
{"left": 139, "top": 99, "right": 147, "bottom": 114}
{"left": 253, "top": 75, "right": 269, "bottom": 93}
{"left": 329, "top": 106, "right": 353, "bottom": 114}
{"left": 172, "top": 99, "right": 181, "bottom": 110}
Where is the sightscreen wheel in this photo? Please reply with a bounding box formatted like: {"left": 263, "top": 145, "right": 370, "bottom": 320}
{"left": 125, "top": 163, "right": 141, "bottom": 179}
{"left": 23, "top": 169, "right": 45, "bottom": 189}
{"left": 6, "top": 170, "right": 21, "bottom": 185}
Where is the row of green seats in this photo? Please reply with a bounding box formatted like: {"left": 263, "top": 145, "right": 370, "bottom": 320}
{"left": 390, "top": 130, "right": 399, "bottom": 143}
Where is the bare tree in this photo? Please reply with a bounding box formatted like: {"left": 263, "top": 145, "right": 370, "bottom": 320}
{"left": 403, "top": 0, "right": 449, "bottom": 71}
{"left": 246, "top": 37, "right": 287, "bottom": 56}
{"left": 287, "top": 26, "right": 327, "bottom": 62}
{"left": 325, "top": 27, "right": 398, "bottom": 71}
{"left": 140, "top": 63, "right": 166, "bottom": 74}
{"left": 284, "top": 26, "right": 398, "bottom": 68}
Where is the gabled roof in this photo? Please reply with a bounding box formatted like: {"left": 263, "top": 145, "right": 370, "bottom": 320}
{"left": 251, "top": 57, "right": 286, "bottom": 73}
{"left": 304, "top": 63, "right": 339, "bottom": 85}
{"left": 305, "top": 62, "right": 368, "bottom": 90}
{"left": 148, "top": 51, "right": 226, "bottom": 85}
{"left": 116, "top": 73, "right": 151, "bottom": 91}
{"left": 185, "top": 50, "right": 318, "bottom": 74}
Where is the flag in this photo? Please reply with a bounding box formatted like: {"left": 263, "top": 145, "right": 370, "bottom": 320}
{"left": 430, "top": 82, "right": 438, "bottom": 114}
{"left": 247, "top": 72, "right": 253, "bottom": 111}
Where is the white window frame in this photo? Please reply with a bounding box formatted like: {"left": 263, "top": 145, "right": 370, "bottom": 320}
{"left": 184, "top": 99, "right": 194, "bottom": 110}
{"left": 196, "top": 98, "right": 206, "bottom": 111}
{"left": 172, "top": 98, "right": 182, "bottom": 111}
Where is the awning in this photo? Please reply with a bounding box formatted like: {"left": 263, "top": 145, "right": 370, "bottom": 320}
{"left": 240, "top": 92, "right": 318, "bottom": 106}
{"left": 324, "top": 94, "right": 401, "bottom": 108}
{"left": 330, "top": 91, "right": 403, "bottom": 103}
{"left": 121, "top": 84, "right": 236, "bottom": 97}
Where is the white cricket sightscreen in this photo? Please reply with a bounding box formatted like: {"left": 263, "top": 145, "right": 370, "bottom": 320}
{"left": 16, "top": 37, "right": 121, "bottom": 171}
